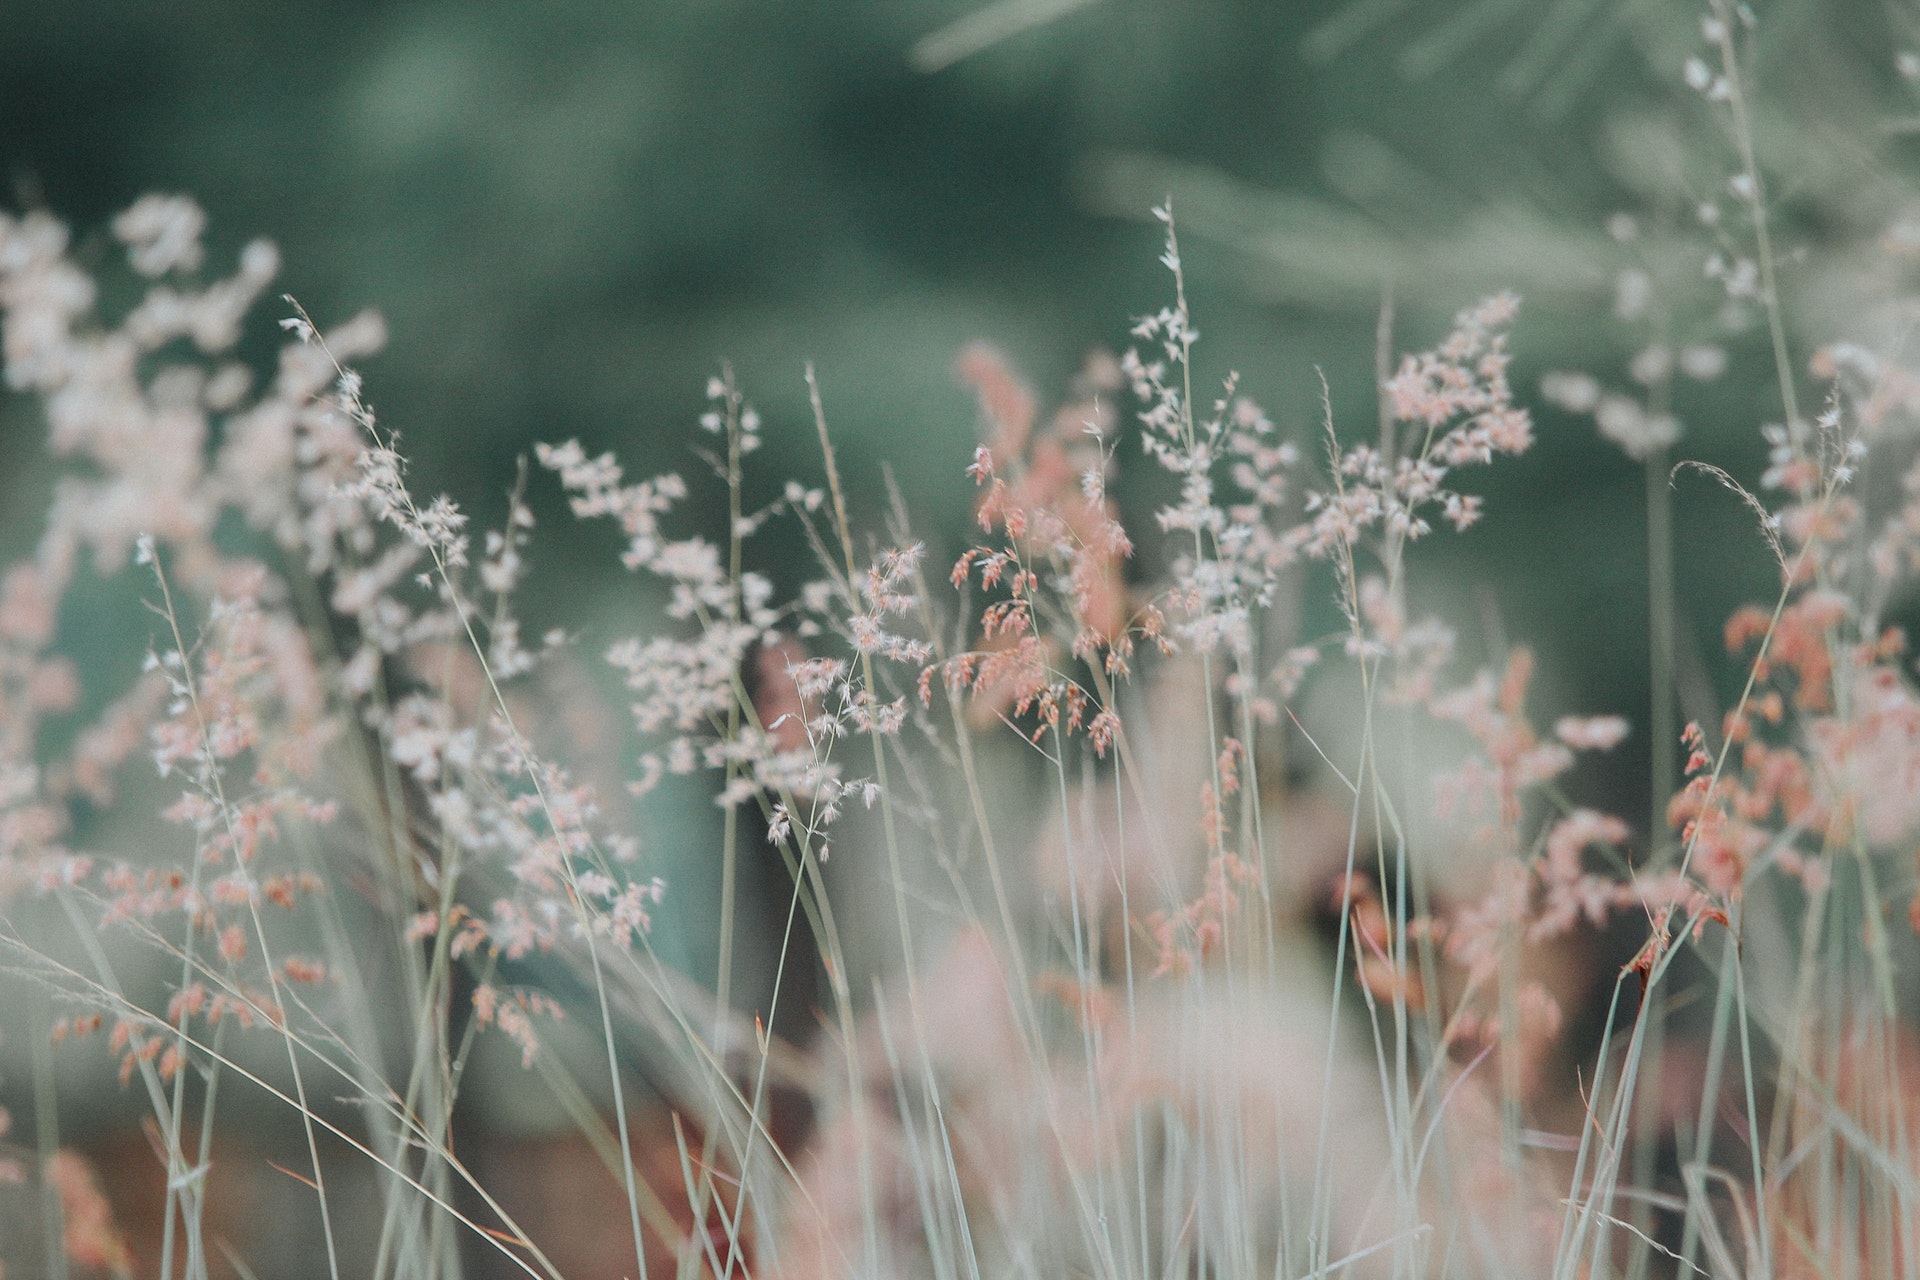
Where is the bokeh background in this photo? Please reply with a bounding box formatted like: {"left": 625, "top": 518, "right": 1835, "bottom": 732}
{"left": 6, "top": 0, "right": 1906, "bottom": 824}
{"left": 1, "top": 2, "right": 1915, "bottom": 1271}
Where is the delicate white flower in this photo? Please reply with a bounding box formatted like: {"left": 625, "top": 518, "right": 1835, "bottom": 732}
{"left": 1539, "top": 371, "right": 1600, "bottom": 414}
{"left": 1679, "top": 344, "right": 1727, "bottom": 381}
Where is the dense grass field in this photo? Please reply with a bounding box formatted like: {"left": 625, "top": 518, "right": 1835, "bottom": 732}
{"left": 3, "top": 4, "right": 1920, "bottom": 1278}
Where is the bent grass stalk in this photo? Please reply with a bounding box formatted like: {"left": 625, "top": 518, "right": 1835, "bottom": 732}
{"left": 10, "top": 32, "right": 1920, "bottom": 1269}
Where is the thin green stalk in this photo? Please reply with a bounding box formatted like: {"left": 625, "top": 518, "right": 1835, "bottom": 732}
{"left": 1678, "top": 925, "right": 1743, "bottom": 1273}
{"left": 33, "top": 995, "right": 71, "bottom": 1280}
{"left": 804, "top": 363, "right": 888, "bottom": 1270}
{"left": 1646, "top": 446, "right": 1676, "bottom": 841}
{"left": 1732, "top": 912, "right": 1773, "bottom": 1278}
{"left": 1707, "top": 0, "right": 1800, "bottom": 439}
{"left": 146, "top": 548, "right": 342, "bottom": 1280}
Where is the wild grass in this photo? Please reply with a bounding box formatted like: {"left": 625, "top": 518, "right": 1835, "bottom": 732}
{"left": 1, "top": 5, "right": 1918, "bottom": 1278}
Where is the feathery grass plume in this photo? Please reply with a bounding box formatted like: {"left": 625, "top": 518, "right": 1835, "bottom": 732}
{"left": 7, "top": 6, "right": 1920, "bottom": 1274}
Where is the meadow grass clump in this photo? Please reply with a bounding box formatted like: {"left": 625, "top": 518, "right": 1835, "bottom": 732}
{"left": 1, "top": 6, "right": 1920, "bottom": 1279}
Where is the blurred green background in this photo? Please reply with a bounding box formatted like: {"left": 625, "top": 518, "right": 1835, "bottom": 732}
{"left": 5, "top": 4, "right": 1919, "bottom": 1273}
{"left": 2, "top": 0, "right": 1911, "bottom": 926}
